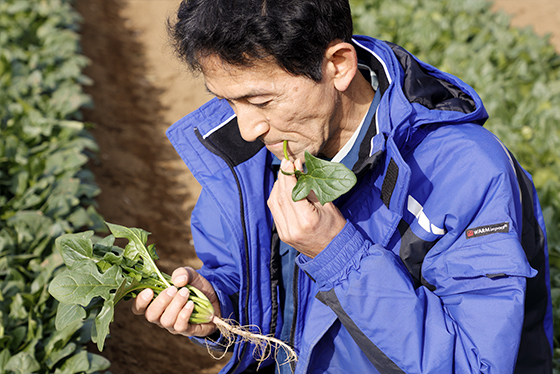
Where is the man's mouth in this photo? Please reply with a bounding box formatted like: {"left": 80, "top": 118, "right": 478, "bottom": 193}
{"left": 262, "top": 140, "right": 284, "bottom": 147}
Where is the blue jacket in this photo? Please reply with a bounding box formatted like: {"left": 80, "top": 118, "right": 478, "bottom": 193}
{"left": 166, "top": 36, "right": 553, "bottom": 373}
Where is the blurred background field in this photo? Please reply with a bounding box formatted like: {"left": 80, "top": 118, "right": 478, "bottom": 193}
{"left": 1, "top": 0, "right": 560, "bottom": 372}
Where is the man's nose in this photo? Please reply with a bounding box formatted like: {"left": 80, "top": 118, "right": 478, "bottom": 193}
{"left": 236, "top": 105, "right": 269, "bottom": 142}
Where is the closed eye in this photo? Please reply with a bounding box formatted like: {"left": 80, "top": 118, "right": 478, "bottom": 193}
{"left": 252, "top": 100, "right": 271, "bottom": 108}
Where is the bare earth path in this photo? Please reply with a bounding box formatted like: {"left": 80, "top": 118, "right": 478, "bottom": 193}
{"left": 75, "top": 1, "right": 560, "bottom": 373}
{"left": 75, "top": 1, "right": 225, "bottom": 373}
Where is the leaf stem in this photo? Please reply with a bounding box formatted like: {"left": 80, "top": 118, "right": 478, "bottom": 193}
{"left": 131, "top": 230, "right": 172, "bottom": 288}
{"left": 283, "top": 140, "right": 289, "bottom": 160}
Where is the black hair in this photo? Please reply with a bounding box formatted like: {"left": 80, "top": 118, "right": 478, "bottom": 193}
{"left": 167, "top": 0, "right": 353, "bottom": 82}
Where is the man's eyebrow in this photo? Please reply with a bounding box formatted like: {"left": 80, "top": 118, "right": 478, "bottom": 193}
{"left": 204, "top": 84, "right": 270, "bottom": 101}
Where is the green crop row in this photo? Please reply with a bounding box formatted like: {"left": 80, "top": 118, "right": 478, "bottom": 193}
{"left": 0, "top": 1, "right": 109, "bottom": 373}
{"left": 351, "top": 0, "right": 560, "bottom": 369}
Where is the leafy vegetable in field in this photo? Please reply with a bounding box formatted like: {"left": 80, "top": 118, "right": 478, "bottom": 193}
{"left": 0, "top": 0, "right": 108, "bottom": 372}
{"left": 48, "top": 222, "right": 297, "bottom": 365}
{"left": 281, "top": 141, "right": 357, "bottom": 205}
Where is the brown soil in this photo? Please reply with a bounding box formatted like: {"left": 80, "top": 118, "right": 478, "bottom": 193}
{"left": 74, "top": 1, "right": 225, "bottom": 373}
{"left": 73, "top": 1, "right": 559, "bottom": 373}
{"left": 492, "top": 0, "right": 560, "bottom": 52}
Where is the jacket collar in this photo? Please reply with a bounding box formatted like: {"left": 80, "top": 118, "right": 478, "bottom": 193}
{"left": 350, "top": 36, "right": 488, "bottom": 177}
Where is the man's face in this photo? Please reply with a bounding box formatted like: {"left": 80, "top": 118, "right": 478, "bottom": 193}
{"left": 202, "top": 56, "right": 344, "bottom": 161}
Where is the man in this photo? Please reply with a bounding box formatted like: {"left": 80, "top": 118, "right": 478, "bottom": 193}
{"left": 133, "top": 0, "right": 553, "bottom": 372}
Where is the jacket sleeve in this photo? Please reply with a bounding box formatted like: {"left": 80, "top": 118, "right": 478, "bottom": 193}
{"left": 296, "top": 138, "right": 537, "bottom": 373}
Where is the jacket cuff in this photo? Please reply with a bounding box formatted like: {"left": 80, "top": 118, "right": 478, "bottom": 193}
{"left": 296, "top": 220, "right": 366, "bottom": 289}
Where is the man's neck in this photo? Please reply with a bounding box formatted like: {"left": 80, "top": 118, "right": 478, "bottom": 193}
{"left": 322, "top": 72, "right": 375, "bottom": 159}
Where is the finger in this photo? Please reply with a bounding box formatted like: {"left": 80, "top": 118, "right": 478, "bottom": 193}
{"left": 174, "top": 300, "right": 195, "bottom": 332}
{"left": 172, "top": 267, "right": 190, "bottom": 287}
{"left": 145, "top": 286, "right": 177, "bottom": 324}
{"left": 279, "top": 158, "right": 296, "bottom": 181}
{"left": 160, "top": 287, "right": 190, "bottom": 329}
{"left": 132, "top": 288, "right": 153, "bottom": 315}
{"left": 277, "top": 160, "right": 299, "bottom": 201}
{"left": 281, "top": 158, "right": 294, "bottom": 172}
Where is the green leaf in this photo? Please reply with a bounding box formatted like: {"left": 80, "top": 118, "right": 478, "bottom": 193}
{"left": 48, "top": 262, "right": 122, "bottom": 306}
{"left": 107, "top": 224, "right": 148, "bottom": 262}
{"left": 44, "top": 320, "right": 83, "bottom": 361}
{"left": 57, "top": 351, "right": 111, "bottom": 374}
{"left": 7, "top": 326, "right": 26, "bottom": 351}
{"left": 292, "top": 151, "right": 357, "bottom": 205}
{"left": 147, "top": 243, "right": 159, "bottom": 261}
{"left": 85, "top": 352, "right": 111, "bottom": 373}
{"left": 112, "top": 276, "right": 141, "bottom": 303}
{"left": 9, "top": 293, "right": 28, "bottom": 320}
{"left": 0, "top": 349, "right": 11, "bottom": 372}
{"left": 105, "top": 222, "right": 170, "bottom": 288}
{"left": 55, "top": 303, "right": 86, "bottom": 331}
{"left": 67, "top": 207, "right": 91, "bottom": 229}
{"left": 4, "top": 351, "right": 40, "bottom": 374}
{"left": 91, "top": 296, "right": 114, "bottom": 351}
{"left": 57, "top": 350, "right": 89, "bottom": 374}
{"left": 101, "top": 252, "right": 123, "bottom": 267}
{"left": 55, "top": 231, "right": 95, "bottom": 269}
{"left": 94, "top": 234, "right": 115, "bottom": 250}
{"left": 45, "top": 342, "right": 76, "bottom": 370}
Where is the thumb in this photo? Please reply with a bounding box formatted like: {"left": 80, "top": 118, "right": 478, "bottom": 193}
{"left": 171, "top": 266, "right": 196, "bottom": 287}
{"left": 183, "top": 267, "right": 210, "bottom": 294}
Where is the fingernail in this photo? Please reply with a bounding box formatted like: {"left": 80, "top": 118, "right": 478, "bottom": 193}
{"left": 167, "top": 287, "right": 177, "bottom": 297}
{"left": 142, "top": 290, "right": 152, "bottom": 301}
{"left": 281, "top": 158, "right": 286, "bottom": 168}
{"left": 184, "top": 300, "right": 194, "bottom": 310}
{"left": 175, "top": 275, "right": 188, "bottom": 285}
{"left": 179, "top": 288, "right": 189, "bottom": 297}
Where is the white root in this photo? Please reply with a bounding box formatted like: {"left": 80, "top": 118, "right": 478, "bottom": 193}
{"left": 208, "top": 316, "right": 298, "bottom": 369}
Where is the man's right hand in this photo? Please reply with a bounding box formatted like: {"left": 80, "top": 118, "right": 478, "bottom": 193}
{"left": 132, "top": 266, "right": 221, "bottom": 338}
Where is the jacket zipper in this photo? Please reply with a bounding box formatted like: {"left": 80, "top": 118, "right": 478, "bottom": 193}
{"left": 194, "top": 128, "right": 251, "bottom": 373}
{"left": 289, "top": 264, "right": 300, "bottom": 372}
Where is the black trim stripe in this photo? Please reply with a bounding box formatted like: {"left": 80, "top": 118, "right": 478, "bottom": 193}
{"left": 352, "top": 116, "right": 380, "bottom": 176}
{"left": 316, "top": 289, "right": 405, "bottom": 374}
{"left": 510, "top": 155, "right": 552, "bottom": 373}
{"left": 381, "top": 158, "right": 399, "bottom": 208}
{"left": 398, "top": 220, "right": 437, "bottom": 291}
{"left": 386, "top": 42, "right": 477, "bottom": 115}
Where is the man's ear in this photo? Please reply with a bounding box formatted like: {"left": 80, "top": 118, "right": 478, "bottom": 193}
{"left": 324, "top": 41, "right": 358, "bottom": 92}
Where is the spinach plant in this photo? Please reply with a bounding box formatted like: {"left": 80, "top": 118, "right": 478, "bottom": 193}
{"left": 48, "top": 222, "right": 214, "bottom": 351}
{"left": 48, "top": 222, "right": 297, "bottom": 366}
